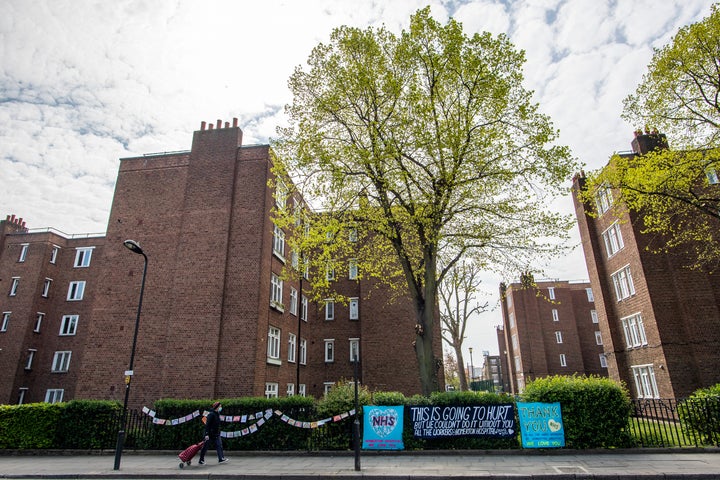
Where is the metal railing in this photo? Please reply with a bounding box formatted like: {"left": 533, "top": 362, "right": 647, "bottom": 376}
{"left": 629, "top": 397, "right": 720, "bottom": 447}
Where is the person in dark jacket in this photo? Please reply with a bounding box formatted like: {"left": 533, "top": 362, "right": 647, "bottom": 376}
{"left": 199, "top": 401, "right": 228, "bottom": 464}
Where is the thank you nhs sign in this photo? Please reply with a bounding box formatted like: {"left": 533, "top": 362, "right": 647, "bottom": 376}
{"left": 363, "top": 406, "right": 404, "bottom": 450}
{"left": 517, "top": 402, "right": 565, "bottom": 448}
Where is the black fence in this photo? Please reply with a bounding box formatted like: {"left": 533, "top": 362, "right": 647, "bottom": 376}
{"left": 629, "top": 397, "right": 720, "bottom": 447}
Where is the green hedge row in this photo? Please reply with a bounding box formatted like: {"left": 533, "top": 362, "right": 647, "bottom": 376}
{"left": 0, "top": 375, "right": 649, "bottom": 450}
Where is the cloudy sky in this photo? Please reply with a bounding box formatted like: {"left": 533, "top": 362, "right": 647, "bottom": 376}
{"left": 0, "top": 0, "right": 713, "bottom": 358}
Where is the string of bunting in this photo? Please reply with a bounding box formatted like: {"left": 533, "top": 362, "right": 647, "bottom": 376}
{"left": 141, "top": 406, "right": 356, "bottom": 438}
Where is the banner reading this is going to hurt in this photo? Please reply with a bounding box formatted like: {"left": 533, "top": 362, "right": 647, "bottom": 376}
{"left": 407, "top": 404, "right": 516, "bottom": 438}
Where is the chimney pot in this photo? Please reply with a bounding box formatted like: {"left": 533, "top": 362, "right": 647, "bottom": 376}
{"left": 233, "top": 118, "right": 238, "bottom": 127}
{"left": 209, "top": 123, "right": 214, "bottom": 130}
{"left": 216, "top": 119, "right": 222, "bottom": 129}
{"left": 201, "top": 121, "right": 206, "bottom": 131}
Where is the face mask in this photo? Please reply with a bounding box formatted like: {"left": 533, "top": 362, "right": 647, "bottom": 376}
{"left": 218, "top": 407, "right": 222, "bottom": 412}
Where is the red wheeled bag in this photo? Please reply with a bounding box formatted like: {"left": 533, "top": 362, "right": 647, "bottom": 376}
{"left": 178, "top": 440, "right": 205, "bottom": 468}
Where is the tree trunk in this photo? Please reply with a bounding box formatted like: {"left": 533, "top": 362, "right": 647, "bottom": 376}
{"left": 455, "top": 348, "right": 468, "bottom": 391}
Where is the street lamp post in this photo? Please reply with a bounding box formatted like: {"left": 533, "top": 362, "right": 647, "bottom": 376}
{"left": 352, "top": 351, "right": 361, "bottom": 471}
{"left": 469, "top": 347, "right": 475, "bottom": 392}
{"left": 114, "top": 239, "right": 148, "bottom": 470}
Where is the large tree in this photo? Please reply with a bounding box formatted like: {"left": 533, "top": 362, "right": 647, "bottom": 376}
{"left": 584, "top": 5, "right": 720, "bottom": 271}
{"left": 273, "top": 8, "right": 578, "bottom": 395}
{"left": 438, "top": 261, "right": 487, "bottom": 391}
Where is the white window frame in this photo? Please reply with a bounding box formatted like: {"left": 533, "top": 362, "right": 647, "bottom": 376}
{"left": 25, "top": 349, "right": 36, "bottom": 370}
{"left": 324, "top": 382, "right": 334, "bottom": 395}
{"left": 42, "top": 278, "right": 52, "bottom": 298}
{"left": 349, "top": 338, "right": 359, "bottom": 362}
{"left": 51, "top": 351, "right": 72, "bottom": 373}
{"left": 272, "top": 224, "right": 285, "bottom": 260}
{"left": 45, "top": 389, "right": 64, "bottom": 403}
{"left": 300, "top": 338, "right": 307, "bottom": 365}
{"left": 591, "top": 310, "right": 599, "bottom": 324}
{"left": 74, "top": 247, "right": 94, "bottom": 268}
{"left": 301, "top": 295, "right": 308, "bottom": 321}
{"left": 18, "top": 388, "right": 28, "bottom": 405}
{"left": 288, "top": 333, "right": 297, "bottom": 363}
{"left": 512, "top": 333, "right": 518, "bottom": 350}
{"left": 706, "top": 168, "right": 719, "bottom": 185}
{"left": 265, "top": 382, "right": 279, "bottom": 398}
{"left": 326, "top": 264, "right": 335, "bottom": 281}
{"left": 349, "top": 297, "right": 359, "bottom": 320}
{"left": 34, "top": 312, "right": 44, "bottom": 332}
{"left": 291, "top": 250, "right": 299, "bottom": 270}
{"left": 298, "top": 384, "right": 306, "bottom": 397}
{"left": 9, "top": 277, "right": 20, "bottom": 296}
{"left": 324, "top": 339, "right": 335, "bottom": 362}
{"left": 348, "top": 259, "right": 358, "bottom": 280}
{"left": 50, "top": 245, "right": 60, "bottom": 264}
{"left": 270, "top": 273, "right": 284, "bottom": 311}
{"left": 555, "top": 331, "right": 563, "bottom": 344}
{"left": 325, "top": 299, "right": 334, "bottom": 320}
{"left": 611, "top": 265, "right": 635, "bottom": 302}
{"left": 621, "top": 312, "right": 648, "bottom": 348}
{"left": 552, "top": 309, "right": 559, "bottom": 322}
{"left": 60, "top": 315, "right": 79, "bottom": 336}
{"left": 289, "top": 287, "right": 298, "bottom": 316}
{"left": 287, "top": 383, "right": 295, "bottom": 396}
{"left": 348, "top": 228, "right": 357, "bottom": 242}
{"left": 67, "top": 281, "right": 85, "bottom": 301}
{"left": 267, "top": 326, "right": 281, "bottom": 363}
{"left": 632, "top": 364, "right": 659, "bottom": 398}
{"left": 275, "top": 179, "right": 287, "bottom": 209}
{"left": 586, "top": 288, "right": 594, "bottom": 302}
{"left": 559, "top": 354, "right": 567, "bottom": 367}
{"left": 595, "top": 330, "right": 603, "bottom": 345}
{"left": 509, "top": 312, "right": 515, "bottom": 328}
{"left": 602, "top": 222, "right": 625, "bottom": 258}
{"left": 1, "top": 312, "right": 10, "bottom": 332}
{"left": 548, "top": 287, "right": 555, "bottom": 300}
{"left": 595, "top": 185, "right": 613, "bottom": 214}
{"left": 600, "top": 354, "right": 608, "bottom": 368}
{"left": 19, "top": 243, "right": 29, "bottom": 262}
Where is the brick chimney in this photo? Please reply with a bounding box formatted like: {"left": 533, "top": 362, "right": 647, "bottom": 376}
{"left": 631, "top": 130, "right": 669, "bottom": 155}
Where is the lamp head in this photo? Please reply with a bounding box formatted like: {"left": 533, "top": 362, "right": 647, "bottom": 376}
{"left": 123, "top": 239, "right": 144, "bottom": 255}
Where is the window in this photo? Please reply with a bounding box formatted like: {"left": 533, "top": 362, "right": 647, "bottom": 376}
{"left": 621, "top": 313, "right": 648, "bottom": 348}
{"left": 511, "top": 333, "right": 518, "bottom": 350}
{"left": 286, "top": 383, "right": 295, "bottom": 396}
{"left": 265, "top": 382, "right": 279, "bottom": 398}
{"left": 552, "top": 309, "right": 559, "bottom": 322}
{"left": 301, "top": 295, "right": 308, "bottom": 321}
{"left": 275, "top": 179, "right": 287, "bottom": 208}
{"left": 555, "top": 331, "right": 563, "bottom": 344}
{"left": 18, "top": 388, "right": 28, "bottom": 405}
{"left": 325, "top": 299, "right": 334, "bottom": 320}
{"left": 270, "top": 273, "right": 283, "bottom": 311}
{"left": 559, "top": 354, "right": 567, "bottom": 367}
{"left": 514, "top": 355, "right": 521, "bottom": 371}
{"left": 348, "top": 259, "right": 358, "bottom": 280}
{"left": 299, "top": 384, "right": 306, "bottom": 397}
{"left": 300, "top": 338, "right": 307, "bottom": 365}
{"left": 506, "top": 292, "right": 513, "bottom": 309}
{"left": 508, "top": 312, "right": 515, "bottom": 328}
{"left": 267, "top": 326, "right": 281, "bottom": 362}
{"left": 291, "top": 250, "right": 299, "bottom": 270}
{"left": 599, "top": 354, "right": 608, "bottom": 368}
{"left": 707, "top": 168, "right": 719, "bottom": 185}
{"left": 595, "top": 184, "right": 613, "bottom": 214}
{"left": 595, "top": 331, "right": 603, "bottom": 345}
{"left": 51, "top": 351, "right": 72, "bottom": 372}
{"left": 67, "top": 281, "right": 85, "bottom": 301}
{"left": 324, "top": 383, "right": 334, "bottom": 395}
{"left": 325, "top": 264, "right": 335, "bottom": 281}
{"left": 42, "top": 278, "right": 52, "bottom": 297}
{"left": 288, "top": 333, "right": 296, "bottom": 363}
{"left": 272, "top": 224, "right": 285, "bottom": 259}
{"left": 25, "top": 349, "right": 36, "bottom": 370}
{"left": 348, "top": 228, "right": 357, "bottom": 242}
{"left": 50, "top": 245, "right": 60, "bottom": 264}
{"left": 611, "top": 265, "right": 635, "bottom": 301}
{"left": 349, "top": 338, "right": 359, "bottom": 362}
{"left": 324, "top": 339, "right": 334, "bottom": 362}
{"left": 289, "top": 287, "right": 298, "bottom": 315}
{"left": 74, "top": 247, "right": 93, "bottom": 267}
{"left": 602, "top": 222, "right": 625, "bottom": 257}
{"left": 548, "top": 287, "right": 555, "bottom": 300}
{"left": 60, "top": 315, "right": 79, "bottom": 336}
{"left": 9, "top": 277, "right": 20, "bottom": 296}
{"left": 349, "top": 298, "right": 359, "bottom": 320}
{"left": 586, "top": 288, "right": 594, "bottom": 302}
{"left": 632, "top": 365, "right": 659, "bottom": 398}
{"left": 34, "top": 313, "right": 44, "bottom": 332}
{"left": 45, "top": 389, "right": 64, "bottom": 403}
{"left": 591, "top": 310, "right": 599, "bottom": 324}
{"left": 1, "top": 312, "right": 10, "bottom": 332}
{"left": 19, "top": 244, "right": 29, "bottom": 262}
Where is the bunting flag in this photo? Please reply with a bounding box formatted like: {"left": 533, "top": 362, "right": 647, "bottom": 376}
{"left": 140, "top": 406, "right": 356, "bottom": 436}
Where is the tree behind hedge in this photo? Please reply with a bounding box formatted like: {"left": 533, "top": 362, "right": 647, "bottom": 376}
{"left": 521, "top": 375, "right": 634, "bottom": 448}
{"left": 678, "top": 383, "right": 720, "bottom": 445}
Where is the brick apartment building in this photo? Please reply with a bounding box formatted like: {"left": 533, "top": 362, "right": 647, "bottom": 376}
{"left": 498, "top": 277, "right": 606, "bottom": 394}
{"left": 0, "top": 119, "right": 442, "bottom": 407}
{"left": 572, "top": 132, "right": 720, "bottom": 399}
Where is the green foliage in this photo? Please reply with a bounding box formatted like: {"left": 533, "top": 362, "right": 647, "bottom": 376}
{"left": 678, "top": 383, "right": 720, "bottom": 444}
{"left": 623, "top": 4, "right": 720, "bottom": 150}
{"left": 312, "top": 381, "right": 371, "bottom": 450}
{"left": 0, "top": 403, "right": 63, "bottom": 449}
{"left": 274, "top": 6, "right": 579, "bottom": 396}
{"left": 54, "top": 400, "right": 121, "bottom": 449}
{"left": 521, "top": 375, "right": 634, "bottom": 448}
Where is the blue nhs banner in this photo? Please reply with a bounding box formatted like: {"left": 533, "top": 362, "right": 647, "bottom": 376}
{"left": 362, "top": 406, "right": 404, "bottom": 450}
{"left": 517, "top": 402, "right": 565, "bottom": 448}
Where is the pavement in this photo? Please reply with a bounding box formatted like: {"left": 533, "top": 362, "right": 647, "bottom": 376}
{"left": 1, "top": 449, "right": 720, "bottom": 479}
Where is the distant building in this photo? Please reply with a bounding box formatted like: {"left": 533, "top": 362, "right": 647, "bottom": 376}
{"left": 0, "top": 119, "right": 443, "bottom": 406}
{"left": 498, "top": 276, "right": 606, "bottom": 395}
{"left": 572, "top": 133, "right": 720, "bottom": 399}
{"left": 479, "top": 352, "right": 503, "bottom": 392}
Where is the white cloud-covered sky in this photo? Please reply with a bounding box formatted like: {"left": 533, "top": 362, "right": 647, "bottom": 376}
{"left": 0, "top": 0, "right": 713, "bottom": 358}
